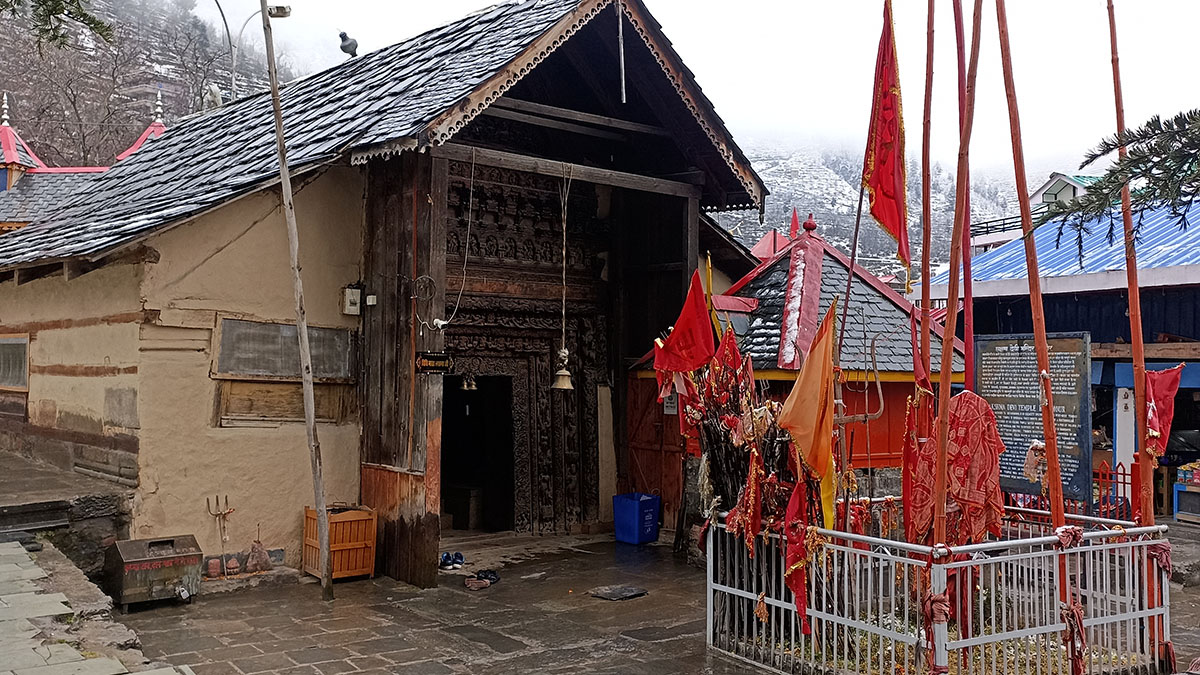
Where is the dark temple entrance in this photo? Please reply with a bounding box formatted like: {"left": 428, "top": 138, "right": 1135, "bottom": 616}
{"left": 441, "top": 375, "right": 515, "bottom": 532}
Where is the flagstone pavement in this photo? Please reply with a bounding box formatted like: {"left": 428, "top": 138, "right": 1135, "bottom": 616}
{"left": 0, "top": 541, "right": 191, "bottom": 675}
{"left": 121, "top": 541, "right": 744, "bottom": 675}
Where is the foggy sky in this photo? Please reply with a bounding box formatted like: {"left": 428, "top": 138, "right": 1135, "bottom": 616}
{"left": 197, "top": 0, "right": 1199, "bottom": 174}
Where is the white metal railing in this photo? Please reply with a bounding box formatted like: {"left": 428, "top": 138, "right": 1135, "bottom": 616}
{"left": 706, "top": 513, "right": 1172, "bottom": 674}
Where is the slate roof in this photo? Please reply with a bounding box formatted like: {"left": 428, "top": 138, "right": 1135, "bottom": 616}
{"left": 724, "top": 231, "right": 964, "bottom": 373}
{"left": 0, "top": 0, "right": 763, "bottom": 273}
{"left": 930, "top": 204, "right": 1200, "bottom": 295}
{"left": 0, "top": 172, "right": 101, "bottom": 224}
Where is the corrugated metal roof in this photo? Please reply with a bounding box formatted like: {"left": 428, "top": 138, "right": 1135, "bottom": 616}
{"left": 931, "top": 205, "right": 1200, "bottom": 288}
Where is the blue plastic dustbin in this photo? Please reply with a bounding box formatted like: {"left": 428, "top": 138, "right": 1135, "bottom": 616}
{"left": 613, "top": 492, "right": 660, "bottom": 544}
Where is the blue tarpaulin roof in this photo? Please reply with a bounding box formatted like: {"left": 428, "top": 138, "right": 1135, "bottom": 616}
{"left": 931, "top": 205, "right": 1200, "bottom": 288}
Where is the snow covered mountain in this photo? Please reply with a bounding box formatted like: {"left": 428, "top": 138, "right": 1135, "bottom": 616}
{"left": 718, "top": 144, "right": 1029, "bottom": 279}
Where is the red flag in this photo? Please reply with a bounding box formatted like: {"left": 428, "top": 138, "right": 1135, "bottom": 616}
{"left": 654, "top": 270, "right": 715, "bottom": 385}
{"left": 1147, "top": 364, "right": 1185, "bottom": 460}
{"left": 863, "top": 0, "right": 911, "bottom": 291}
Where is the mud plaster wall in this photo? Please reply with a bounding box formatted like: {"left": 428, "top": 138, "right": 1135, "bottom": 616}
{"left": 135, "top": 166, "right": 364, "bottom": 566}
{"left": 0, "top": 263, "right": 143, "bottom": 481}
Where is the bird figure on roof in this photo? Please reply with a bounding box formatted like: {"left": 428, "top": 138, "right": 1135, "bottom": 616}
{"left": 339, "top": 32, "right": 358, "bottom": 58}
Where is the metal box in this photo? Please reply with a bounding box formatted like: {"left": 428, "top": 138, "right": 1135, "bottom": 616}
{"left": 104, "top": 535, "right": 202, "bottom": 611}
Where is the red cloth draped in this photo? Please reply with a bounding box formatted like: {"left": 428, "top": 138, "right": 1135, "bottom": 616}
{"left": 783, "top": 477, "right": 812, "bottom": 634}
{"left": 862, "top": 0, "right": 911, "bottom": 290}
{"left": 1147, "top": 364, "right": 1185, "bottom": 459}
{"left": 907, "top": 390, "right": 1005, "bottom": 545}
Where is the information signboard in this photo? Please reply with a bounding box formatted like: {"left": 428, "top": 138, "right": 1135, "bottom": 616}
{"left": 975, "top": 332, "right": 1092, "bottom": 502}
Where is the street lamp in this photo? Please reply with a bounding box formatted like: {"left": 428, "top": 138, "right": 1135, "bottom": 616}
{"left": 212, "top": 2, "right": 291, "bottom": 101}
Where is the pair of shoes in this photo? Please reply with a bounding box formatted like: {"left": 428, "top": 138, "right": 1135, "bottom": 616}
{"left": 438, "top": 552, "right": 466, "bottom": 571}
{"left": 464, "top": 569, "right": 499, "bottom": 590}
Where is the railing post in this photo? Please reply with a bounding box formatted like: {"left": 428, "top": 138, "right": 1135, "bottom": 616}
{"left": 931, "top": 561, "right": 949, "bottom": 672}
{"left": 706, "top": 522, "right": 714, "bottom": 647}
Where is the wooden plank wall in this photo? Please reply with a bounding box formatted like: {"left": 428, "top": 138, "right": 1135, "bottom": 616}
{"left": 360, "top": 151, "right": 447, "bottom": 588}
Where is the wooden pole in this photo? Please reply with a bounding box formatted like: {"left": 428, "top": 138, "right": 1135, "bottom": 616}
{"left": 933, "top": 0, "right": 983, "bottom": 548}
{"left": 1106, "top": 0, "right": 1152, "bottom": 528}
{"left": 919, "top": 0, "right": 934, "bottom": 382}
{"left": 954, "top": 0, "right": 976, "bottom": 392}
{"left": 260, "top": 0, "right": 333, "bottom": 601}
{"left": 1107, "top": 0, "right": 1163, "bottom": 659}
{"left": 994, "top": 0, "right": 1067, "bottom": 532}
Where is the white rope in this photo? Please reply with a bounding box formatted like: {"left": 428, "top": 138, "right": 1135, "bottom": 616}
{"left": 428, "top": 148, "right": 476, "bottom": 332}
{"left": 558, "top": 163, "right": 574, "bottom": 359}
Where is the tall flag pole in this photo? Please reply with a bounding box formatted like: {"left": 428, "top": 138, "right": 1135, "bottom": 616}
{"left": 933, "top": 0, "right": 982, "bottom": 549}
{"left": 1107, "top": 1, "right": 1168, "bottom": 664}
{"left": 994, "top": 6, "right": 1082, "bottom": 671}
{"left": 1106, "top": 0, "right": 1151, "bottom": 527}
{"left": 954, "top": 0, "right": 976, "bottom": 391}
{"left": 919, "top": 0, "right": 934, "bottom": 381}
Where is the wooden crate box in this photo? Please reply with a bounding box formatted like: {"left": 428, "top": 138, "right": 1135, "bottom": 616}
{"left": 304, "top": 505, "right": 377, "bottom": 579}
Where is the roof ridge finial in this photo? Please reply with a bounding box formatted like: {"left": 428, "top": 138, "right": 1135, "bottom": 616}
{"left": 1, "top": 93, "right": 9, "bottom": 127}
{"left": 154, "top": 90, "right": 163, "bottom": 124}
{"left": 802, "top": 213, "right": 817, "bottom": 231}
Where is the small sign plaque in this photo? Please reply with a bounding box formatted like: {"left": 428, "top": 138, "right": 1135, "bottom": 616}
{"left": 663, "top": 392, "right": 679, "bottom": 416}
{"left": 416, "top": 352, "right": 454, "bottom": 373}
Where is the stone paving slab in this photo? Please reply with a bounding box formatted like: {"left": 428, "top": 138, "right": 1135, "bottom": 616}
{"left": 122, "top": 540, "right": 738, "bottom": 674}
{"left": 11, "top": 658, "right": 129, "bottom": 675}
{"left": 1, "top": 642, "right": 86, "bottom": 668}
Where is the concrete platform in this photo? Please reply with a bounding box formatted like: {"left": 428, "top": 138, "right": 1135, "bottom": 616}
{"left": 0, "top": 453, "right": 129, "bottom": 578}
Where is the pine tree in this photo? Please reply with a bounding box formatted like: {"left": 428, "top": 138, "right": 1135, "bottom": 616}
{"left": 1040, "top": 109, "right": 1200, "bottom": 260}
{"left": 0, "top": 0, "right": 111, "bottom": 46}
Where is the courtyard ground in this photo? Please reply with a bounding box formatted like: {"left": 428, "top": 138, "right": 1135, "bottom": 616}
{"left": 121, "top": 539, "right": 745, "bottom": 675}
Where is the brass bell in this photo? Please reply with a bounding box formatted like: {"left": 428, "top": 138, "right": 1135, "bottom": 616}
{"left": 551, "top": 367, "right": 574, "bottom": 391}
{"left": 550, "top": 347, "right": 573, "bottom": 390}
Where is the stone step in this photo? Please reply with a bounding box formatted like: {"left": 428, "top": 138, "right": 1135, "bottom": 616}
{"left": 0, "top": 502, "right": 71, "bottom": 535}
{"left": 10, "top": 657, "right": 127, "bottom": 675}
{"left": 0, "top": 599, "right": 72, "bottom": 622}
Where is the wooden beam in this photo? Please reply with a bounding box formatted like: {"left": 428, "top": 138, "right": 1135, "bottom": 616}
{"left": 684, "top": 196, "right": 699, "bottom": 293}
{"left": 493, "top": 97, "right": 671, "bottom": 137}
{"left": 480, "top": 107, "right": 626, "bottom": 142}
{"left": 644, "top": 262, "right": 684, "bottom": 273}
{"left": 1091, "top": 342, "right": 1200, "bottom": 360}
{"left": 431, "top": 144, "right": 702, "bottom": 199}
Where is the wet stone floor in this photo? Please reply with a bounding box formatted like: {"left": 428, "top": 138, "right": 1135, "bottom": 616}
{"left": 121, "top": 541, "right": 747, "bottom": 675}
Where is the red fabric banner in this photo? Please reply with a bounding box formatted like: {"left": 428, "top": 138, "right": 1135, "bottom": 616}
{"left": 654, "top": 270, "right": 715, "bottom": 382}
{"left": 1147, "top": 364, "right": 1185, "bottom": 459}
{"left": 862, "top": 0, "right": 911, "bottom": 290}
{"left": 783, "top": 477, "right": 812, "bottom": 634}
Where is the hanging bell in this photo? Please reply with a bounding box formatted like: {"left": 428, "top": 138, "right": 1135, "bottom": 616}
{"left": 550, "top": 347, "right": 573, "bottom": 390}
{"left": 551, "top": 367, "right": 574, "bottom": 391}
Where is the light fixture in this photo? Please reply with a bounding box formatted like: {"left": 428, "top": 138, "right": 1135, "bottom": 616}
{"left": 267, "top": 5, "right": 291, "bottom": 18}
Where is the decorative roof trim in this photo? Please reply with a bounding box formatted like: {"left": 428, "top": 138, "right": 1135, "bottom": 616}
{"left": 417, "top": 0, "right": 764, "bottom": 210}
{"left": 422, "top": 0, "right": 614, "bottom": 149}
{"left": 619, "top": 0, "right": 764, "bottom": 209}
{"left": 350, "top": 136, "right": 418, "bottom": 166}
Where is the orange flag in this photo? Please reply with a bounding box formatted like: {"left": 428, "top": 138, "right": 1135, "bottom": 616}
{"left": 778, "top": 299, "right": 838, "bottom": 529}
{"left": 863, "top": 0, "right": 911, "bottom": 292}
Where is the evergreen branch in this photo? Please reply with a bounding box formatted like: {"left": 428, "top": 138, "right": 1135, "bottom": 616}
{"left": 1039, "top": 108, "right": 1200, "bottom": 263}
{"left": 0, "top": 0, "right": 112, "bottom": 47}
